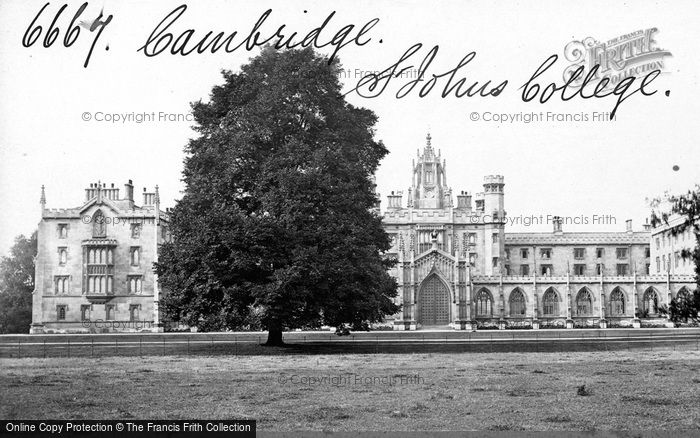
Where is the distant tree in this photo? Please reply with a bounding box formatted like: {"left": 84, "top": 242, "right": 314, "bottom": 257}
{"left": 651, "top": 185, "right": 700, "bottom": 324}
{"left": 0, "top": 233, "right": 37, "bottom": 333}
{"left": 156, "top": 47, "right": 399, "bottom": 345}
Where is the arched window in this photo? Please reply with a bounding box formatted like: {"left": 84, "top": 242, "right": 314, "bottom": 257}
{"left": 58, "top": 306, "right": 66, "bottom": 320}
{"left": 610, "top": 287, "right": 625, "bottom": 315}
{"left": 677, "top": 287, "right": 691, "bottom": 301}
{"left": 509, "top": 288, "right": 526, "bottom": 316}
{"left": 476, "top": 289, "right": 493, "bottom": 317}
{"left": 543, "top": 287, "right": 559, "bottom": 316}
{"left": 92, "top": 210, "right": 106, "bottom": 238}
{"left": 576, "top": 288, "right": 593, "bottom": 316}
{"left": 643, "top": 287, "right": 659, "bottom": 314}
{"left": 131, "top": 247, "right": 140, "bottom": 266}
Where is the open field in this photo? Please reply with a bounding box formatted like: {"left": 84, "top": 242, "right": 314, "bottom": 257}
{"left": 1, "top": 349, "right": 700, "bottom": 431}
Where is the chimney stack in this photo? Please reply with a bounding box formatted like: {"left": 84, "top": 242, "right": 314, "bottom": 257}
{"left": 387, "top": 191, "right": 403, "bottom": 209}
{"left": 124, "top": 179, "right": 134, "bottom": 202}
{"left": 456, "top": 191, "right": 472, "bottom": 210}
{"left": 643, "top": 218, "right": 652, "bottom": 231}
{"left": 143, "top": 187, "right": 156, "bottom": 206}
{"left": 553, "top": 216, "right": 563, "bottom": 234}
{"left": 626, "top": 219, "right": 633, "bottom": 233}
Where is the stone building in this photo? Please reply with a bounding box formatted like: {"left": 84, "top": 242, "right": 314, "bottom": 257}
{"left": 383, "top": 134, "right": 696, "bottom": 330}
{"left": 650, "top": 213, "right": 699, "bottom": 277}
{"left": 29, "top": 135, "right": 697, "bottom": 333}
{"left": 30, "top": 181, "right": 169, "bottom": 333}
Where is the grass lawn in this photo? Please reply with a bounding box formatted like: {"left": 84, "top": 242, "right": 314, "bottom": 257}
{"left": 1, "top": 349, "right": 700, "bottom": 431}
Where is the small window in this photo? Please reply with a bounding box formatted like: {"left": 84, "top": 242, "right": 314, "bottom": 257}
{"left": 58, "top": 247, "right": 67, "bottom": 266}
{"left": 54, "top": 276, "right": 68, "bottom": 294}
{"left": 469, "top": 254, "right": 477, "bottom": 267}
{"left": 645, "top": 263, "right": 651, "bottom": 275}
{"left": 505, "top": 249, "right": 510, "bottom": 260}
{"left": 655, "top": 238, "right": 660, "bottom": 250}
{"left": 595, "top": 264, "right": 603, "bottom": 275}
{"left": 574, "top": 248, "right": 585, "bottom": 260}
{"left": 128, "top": 275, "right": 143, "bottom": 294}
{"left": 574, "top": 264, "right": 586, "bottom": 275}
{"left": 645, "top": 247, "right": 651, "bottom": 258}
{"left": 131, "top": 223, "right": 141, "bottom": 239}
{"left": 596, "top": 248, "right": 604, "bottom": 258}
{"left": 540, "top": 264, "right": 553, "bottom": 276}
{"left": 129, "top": 305, "right": 140, "bottom": 321}
{"left": 504, "top": 265, "right": 511, "bottom": 275}
{"left": 674, "top": 251, "right": 681, "bottom": 268}
{"left": 616, "top": 264, "right": 629, "bottom": 275}
{"left": 468, "top": 233, "right": 476, "bottom": 245}
{"left": 492, "top": 257, "right": 499, "bottom": 268}
{"left": 492, "top": 233, "right": 498, "bottom": 244}
{"left": 58, "top": 224, "right": 68, "bottom": 239}
{"left": 130, "top": 247, "right": 141, "bottom": 266}
{"left": 520, "top": 265, "right": 530, "bottom": 276}
{"left": 105, "top": 305, "right": 115, "bottom": 320}
{"left": 540, "top": 248, "right": 552, "bottom": 259}
{"left": 81, "top": 305, "right": 91, "bottom": 321}
{"left": 616, "top": 248, "right": 628, "bottom": 259}
{"left": 520, "top": 248, "right": 529, "bottom": 259}
{"left": 57, "top": 305, "right": 67, "bottom": 321}
{"left": 656, "top": 257, "right": 660, "bottom": 273}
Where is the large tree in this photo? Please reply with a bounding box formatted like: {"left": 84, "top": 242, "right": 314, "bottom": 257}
{"left": 156, "top": 47, "right": 399, "bottom": 345}
{"left": 651, "top": 185, "right": 700, "bottom": 324}
{"left": 0, "top": 233, "right": 37, "bottom": 334}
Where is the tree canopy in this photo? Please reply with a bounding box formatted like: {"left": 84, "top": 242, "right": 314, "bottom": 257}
{"left": 0, "top": 233, "right": 37, "bottom": 334}
{"left": 156, "top": 46, "right": 399, "bottom": 344}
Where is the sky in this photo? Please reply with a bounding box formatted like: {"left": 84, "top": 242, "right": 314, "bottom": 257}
{"left": 1, "top": 0, "right": 699, "bottom": 256}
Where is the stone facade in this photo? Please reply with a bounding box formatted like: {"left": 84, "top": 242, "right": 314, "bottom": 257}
{"left": 29, "top": 135, "right": 697, "bottom": 333}
{"left": 651, "top": 214, "right": 699, "bottom": 276}
{"left": 30, "top": 181, "right": 169, "bottom": 333}
{"left": 383, "top": 134, "right": 696, "bottom": 330}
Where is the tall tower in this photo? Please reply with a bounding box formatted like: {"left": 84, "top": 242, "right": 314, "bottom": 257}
{"left": 482, "top": 175, "right": 505, "bottom": 275}
{"left": 411, "top": 133, "right": 451, "bottom": 209}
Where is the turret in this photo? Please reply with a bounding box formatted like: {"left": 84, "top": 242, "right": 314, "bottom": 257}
{"left": 411, "top": 132, "right": 451, "bottom": 209}
{"left": 483, "top": 175, "right": 504, "bottom": 222}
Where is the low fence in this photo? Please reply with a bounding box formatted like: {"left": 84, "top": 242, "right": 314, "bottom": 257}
{"left": 1, "top": 329, "right": 699, "bottom": 358}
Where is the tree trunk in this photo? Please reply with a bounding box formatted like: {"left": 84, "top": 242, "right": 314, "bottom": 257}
{"left": 264, "top": 328, "right": 284, "bottom": 346}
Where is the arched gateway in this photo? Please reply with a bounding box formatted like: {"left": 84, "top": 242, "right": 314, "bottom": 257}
{"left": 418, "top": 274, "right": 451, "bottom": 326}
